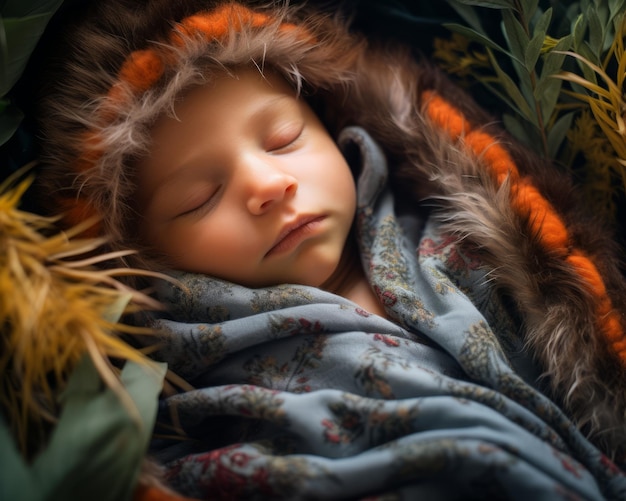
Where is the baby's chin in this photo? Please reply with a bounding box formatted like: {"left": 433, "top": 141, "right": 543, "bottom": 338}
{"left": 230, "top": 262, "right": 341, "bottom": 290}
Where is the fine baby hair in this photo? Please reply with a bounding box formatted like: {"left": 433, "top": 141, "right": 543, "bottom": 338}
{"left": 36, "top": 0, "right": 626, "bottom": 487}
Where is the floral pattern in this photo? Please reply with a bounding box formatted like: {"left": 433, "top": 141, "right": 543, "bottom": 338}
{"left": 148, "top": 128, "right": 625, "bottom": 500}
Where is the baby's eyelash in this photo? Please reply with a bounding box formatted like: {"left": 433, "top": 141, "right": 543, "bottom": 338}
{"left": 266, "top": 124, "right": 304, "bottom": 152}
{"left": 178, "top": 186, "right": 222, "bottom": 218}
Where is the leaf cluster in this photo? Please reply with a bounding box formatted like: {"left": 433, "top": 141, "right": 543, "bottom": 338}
{"left": 439, "top": 0, "right": 626, "bottom": 221}
{"left": 442, "top": 0, "right": 624, "bottom": 158}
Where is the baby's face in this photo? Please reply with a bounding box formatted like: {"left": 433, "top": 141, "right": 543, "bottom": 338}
{"left": 136, "top": 67, "right": 356, "bottom": 288}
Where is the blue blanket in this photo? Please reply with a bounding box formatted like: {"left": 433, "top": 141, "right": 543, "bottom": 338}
{"left": 147, "top": 128, "right": 625, "bottom": 499}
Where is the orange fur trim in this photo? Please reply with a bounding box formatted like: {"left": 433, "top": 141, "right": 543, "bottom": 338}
{"left": 423, "top": 90, "right": 626, "bottom": 364}
{"left": 118, "top": 50, "right": 165, "bottom": 94}
{"left": 176, "top": 4, "right": 272, "bottom": 44}
{"left": 58, "top": 197, "right": 101, "bottom": 237}
{"left": 76, "top": 131, "right": 104, "bottom": 172}
{"left": 511, "top": 180, "right": 569, "bottom": 250}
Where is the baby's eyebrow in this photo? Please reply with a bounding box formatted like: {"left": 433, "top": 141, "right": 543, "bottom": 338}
{"left": 248, "top": 94, "right": 300, "bottom": 124}
{"left": 138, "top": 147, "right": 224, "bottom": 213}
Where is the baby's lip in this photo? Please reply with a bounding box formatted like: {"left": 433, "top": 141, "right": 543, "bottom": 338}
{"left": 266, "top": 215, "right": 326, "bottom": 257}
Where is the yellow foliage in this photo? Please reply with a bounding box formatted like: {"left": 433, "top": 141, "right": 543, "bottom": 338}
{"left": 0, "top": 168, "right": 162, "bottom": 456}
{"left": 567, "top": 110, "right": 619, "bottom": 217}
{"left": 433, "top": 33, "right": 491, "bottom": 80}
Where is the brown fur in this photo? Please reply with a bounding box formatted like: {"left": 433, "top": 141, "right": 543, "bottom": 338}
{"left": 36, "top": 0, "right": 626, "bottom": 469}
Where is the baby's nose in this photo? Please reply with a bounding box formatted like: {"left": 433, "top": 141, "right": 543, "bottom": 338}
{"left": 246, "top": 167, "right": 298, "bottom": 215}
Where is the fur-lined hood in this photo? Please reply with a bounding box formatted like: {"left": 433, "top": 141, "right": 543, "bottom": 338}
{"left": 36, "top": 0, "right": 626, "bottom": 459}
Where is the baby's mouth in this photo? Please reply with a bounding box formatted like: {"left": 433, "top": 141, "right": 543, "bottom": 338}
{"left": 266, "top": 215, "right": 326, "bottom": 257}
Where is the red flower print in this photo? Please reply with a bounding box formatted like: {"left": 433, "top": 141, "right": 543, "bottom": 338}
{"left": 600, "top": 454, "right": 622, "bottom": 475}
{"left": 355, "top": 308, "right": 371, "bottom": 317}
{"left": 373, "top": 333, "right": 400, "bottom": 347}
{"left": 374, "top": 286, "right": 397, "bottom": 307}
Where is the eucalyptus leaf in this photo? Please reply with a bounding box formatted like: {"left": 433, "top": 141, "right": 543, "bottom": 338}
{"left": 597, "top": 0, "right": 610, "bottom": 21}
{"left": 444, "top": 22, "right": 509, "bottom": 54}
{"left": 446, "top": 0, "right": 486, "bottom": 34}
{"left": 1, "top": 13, "right": 56, "bottom": 95}
{"left": 501, "top": 9, "right": 529, "bottom": 68}
{"left": 609, "top": 0, "right": 626, "bottom": 21}
{"left": 526, "top": 31, "right": 545, "bottom": 70}
{"left": 533, "top": 7, "right": 552, "bottom": 38}
{"left": 521, "top": 0, "right": 540, "bottom": 26}
{"left": 572, "top": 13, "right": 587, "bottom": 53}
{"left": 537, "top": 77, "right": 563, "bottom": 125}
{"left": 536, "top": 35, "right": 572, "bottom": 124}
{"left": 0, "top": 416, "right": 39, "bottom": 500}
{"left": 613, "top": 10, "right": 625, "bottom": 32}
{"left": 31, "top": 357, "right": 166, "bottom": 501}
{"left": 586, "top": 5, "right": 604, "bottom": 60}
{"left": 541, "top": 34, "right": 573, "bottom": 78}
{"left": 487, "top": 48, "right": 537, "bottom": 125}
{"left": 526, "top": 8, "right": 551, "bottom": 71}
{"left": 547, "top": 111, "right": 574, "bottom": 159}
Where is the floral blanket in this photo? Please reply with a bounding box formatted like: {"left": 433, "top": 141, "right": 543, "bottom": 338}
{"left": 147, "top": 128, "right": 625, "bottom": 499}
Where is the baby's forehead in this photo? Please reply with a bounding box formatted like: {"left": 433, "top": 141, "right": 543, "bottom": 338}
{"left": 156, "top": 65, "right": 300, "bottom": 120}
{"left": 151, "top": 66, "right": 304, "bottom": 132}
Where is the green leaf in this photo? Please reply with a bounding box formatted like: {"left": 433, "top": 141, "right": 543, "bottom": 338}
{"left": 501, "top": 9, "right": 529, "bottom": 68}
{"left": 487, "top": 48, "right": 537, "bottom": 125}
{"left": 521, "top": 0, "right": 540, "bottom": 26}
{"left": 541, "top": 34, "right": 573, "bottom": 78}
{"left": 533, "top": 7, "right": 552, "bottom": 39}
{"left": 613, "top": 10, "right": 626, "bottom": 33}
{"left": 0, "top": 416, "right": 40, "bottom": 500}
{"left": 537, "top": 77, "right": 563, "bottom": 125}
{"left": 547, "top": 111, "right": 575, "bottom": 159}
{"left": 609, "top": 0, "right": 626, "bottom": 25}
{"left": 30, "top": 357, "right": 166, "bottom": 501}
{"left": 586, "top": 4, "right": 604, "bottom": 60}
{"left": 1, "top": 13, "right": 58, "bottom": 95}
{"left": 536, "top": 35, "right": 572, "bottom": 125}
{"left": 525, "top": 9, "right": 551, "bottom": 70}
{"left": 609, "top": 0, "right": 626, "bottom": 17}
{"left": 446, "top": 0, "right": 486, "bottom": 34}
{"left": 572, "top": 13, "right": 587, "bottom": 53}
{"left": 596, "top": 0, "right": 611, "bottom": 24}
{"left": 444, "top": 23, "right": 509, "bottom": 54}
